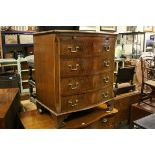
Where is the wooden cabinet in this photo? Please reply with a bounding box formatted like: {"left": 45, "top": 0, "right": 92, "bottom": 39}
{"left": 34, "top": 31, "right": 116, "bottom": 115}
{"left": 0, "top": 88, "right": 20, "bottom": 129}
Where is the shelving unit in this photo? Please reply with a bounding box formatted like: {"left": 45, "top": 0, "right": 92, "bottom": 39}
{"left": 0, "top": 57, "right": 35, "bottom": 94}
{"left": 0, "top": 30, "right": 34, "bottom": 59}
{"left": 0, "top": 30, "right": 35, "bottom": 94}
{"left": 118, "top": 32, "right": 146, "bottom": 59}
{"left": 27, "top": 59, "right": 36, "bottom": 102}
{"left": 145, "top": 34, "right": 155, "bottom": 54}
{"left": 17, "top": 57, "right": 35, "bottom": 94}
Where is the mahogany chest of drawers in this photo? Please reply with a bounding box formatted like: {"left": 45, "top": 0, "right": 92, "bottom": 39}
{"left": 34, "top": 31, "right": 116, "bottom": 115}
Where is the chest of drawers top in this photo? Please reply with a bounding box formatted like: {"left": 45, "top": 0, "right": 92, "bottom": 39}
{"left": 34, "top": 30, "right": 117, "bottom": 35}
{"left": 34, "top": 31, "right": 116, "bottom": 115}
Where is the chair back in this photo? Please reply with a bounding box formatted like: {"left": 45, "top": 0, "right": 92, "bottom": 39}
{"left": 114, "top": 66, "right": 136, "bottom": 96}
{"left": 141, "top": 56, "right": 155, "bottom": 83}
{"left": 116, "top": 66, "right": 135, "bottom": 84}
{"left": 139, "top": 56, "right": 155, "bottom": 103}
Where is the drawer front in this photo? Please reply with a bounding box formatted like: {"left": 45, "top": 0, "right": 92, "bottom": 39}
{"left": 61, "top": 72, "right": 113, "bottom": 96}
{"left": 84, "top": 115, "right": 116, "bottom": 129}
{"left": 60, "top": 57, "right": 114, "bottom": 77}
{"left": 59, "top": 36, "right": 93, "bottom": 57}
{"left": 61, "top": 87, "right": 113, "bottom": 113}
{"left": 59, "top": 36, "right": 115, "bottom": 57}
{"left": 98, "top": 115, "right": 116, "bottom": 129}
{"left": 93, "top": 37, "right": 115, "bottom": 57}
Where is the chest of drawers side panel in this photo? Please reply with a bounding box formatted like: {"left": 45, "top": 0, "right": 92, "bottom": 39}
{"left": 34, "top": 34, "right": 60, "bottom": 112}
{"left": 108, "top": 37, "right": 115, "bottom": 92}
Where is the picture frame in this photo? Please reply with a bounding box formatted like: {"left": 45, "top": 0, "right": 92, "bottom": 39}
{"left": 126, "top": 26, "right": 137, "bottom": 32}
{"left": 100, "top": 26, "right": 117, "bottom": 32}
{"left": 143, "top": 26, "right": 153, "bottom": 32}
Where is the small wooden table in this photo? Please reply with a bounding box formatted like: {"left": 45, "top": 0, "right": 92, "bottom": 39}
{"left": 0, "top": 88, "right": 20, "bottom": 128}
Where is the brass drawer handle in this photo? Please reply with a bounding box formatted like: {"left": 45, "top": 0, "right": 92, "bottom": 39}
{"left": 68, "top": 46, "right": 79, "bottom": 53}
{"left": 104, "top": 45, "right": 110, "bottom": 52}
{"left": 102, "top": 92, "right": 109, "bottom": 98}
{"left": 68, "top": 99, "right": 79, "bottom": 107}
{"left": 103, "top": 61, "right": 110, "bottom": 67}
{"left": 103, "top": 76, "right": 109, "bottom": 83}
{"left": 68, "top": 64, "right": 79, "bottom": 71}
{"left": 101, "top": 118, "right": 108, "bottom": 123}
{"left": 68, "top": 82, "right": 79, "bottom": 90}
